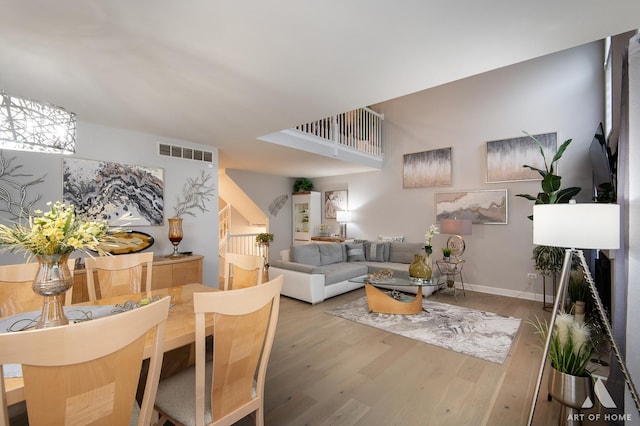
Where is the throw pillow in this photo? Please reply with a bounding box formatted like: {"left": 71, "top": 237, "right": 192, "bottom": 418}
{"left": 388, "top": 242, "right": 424, "bottom": 264}
{"left": 346, "top": 243, "right": 365, "bottom": 262}
{"left": 290, "top": 244, "right": 321, "bottom": 266}
{"left": 364, "top": 241, "right": 387, "bottom": 262}
{"left": 378, "top": 235, "right": 404, "bottom": 242}
{"left": 318, "top": 243, "right": 345, "bottom": 265}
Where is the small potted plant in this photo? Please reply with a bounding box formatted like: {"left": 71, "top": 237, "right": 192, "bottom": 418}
{"left": 442, "top": 247, "right": 452, "bottom": 261}
{"left": 531, "top": 314, "right": 595, "bottom": 416}
{"left": 569, "top": 270, "right": 590, "bottom": 323}
{"left": 256, "top": 233, "right": 274, "bottom": 269}
{"left": 255, "top": 233, "right": 274, "bottom": 246}
{"left": 293, "top": 177, "right": 314, "bottom": 193}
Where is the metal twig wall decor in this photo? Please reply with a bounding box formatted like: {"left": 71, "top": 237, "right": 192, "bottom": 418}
{"left": 0, "top": 150, "right": 45, "bottom": 220}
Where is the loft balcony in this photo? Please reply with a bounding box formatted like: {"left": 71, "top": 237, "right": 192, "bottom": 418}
{"left": 258, "top": 107, "right": 384, "bottom": 170}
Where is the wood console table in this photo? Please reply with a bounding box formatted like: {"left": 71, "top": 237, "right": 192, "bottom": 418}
{"left": 71, "top": 254, "right": 203, "bottom": 303}
{"left": 311, "top": 237, "right": 345, "bottom": 243}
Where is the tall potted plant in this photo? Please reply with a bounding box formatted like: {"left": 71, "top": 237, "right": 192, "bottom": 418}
{"left": 517, "top": 133, "right": 581, "bottom": 308}
{"left": 516, "top": 133, "right": 581, "bottom": 210}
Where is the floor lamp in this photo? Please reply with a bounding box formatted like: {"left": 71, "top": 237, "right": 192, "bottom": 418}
{"left": 527, "top": 202, "right": 640, "bottom": 425}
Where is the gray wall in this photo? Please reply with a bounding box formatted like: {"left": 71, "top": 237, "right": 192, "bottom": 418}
{"left": 245, "top": 41, "right": 604, "bottom": 300}
{"left": 317, "top": 41, "right": 603, "bottom": 298}
{"left": 0, "top": 122, "right": 219, "bottom": 286}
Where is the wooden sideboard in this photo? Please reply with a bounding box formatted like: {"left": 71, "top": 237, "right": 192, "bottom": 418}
{"left": 71, "top": 254, "right": 204, "bottom": 303}
{"left": 311, "top": 236, "right": 345, "bottom": 243}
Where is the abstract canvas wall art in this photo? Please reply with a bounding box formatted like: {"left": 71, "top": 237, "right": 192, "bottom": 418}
{"left": 403, "top": 147, "right": 451, "bottom": 188}
{"left": 485, "top": 132, "right": 557, "bottom": 183}
{"left": 435, "top": 189, "right": 508, "bottom": 224}
{"left": 63, "top": 158, "right": 164, "bottom": 225}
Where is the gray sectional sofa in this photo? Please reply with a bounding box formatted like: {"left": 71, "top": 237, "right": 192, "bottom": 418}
{"left": 269, "top": 240, "right": 436, "bottom": 304}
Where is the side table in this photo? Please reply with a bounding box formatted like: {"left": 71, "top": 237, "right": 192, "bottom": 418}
{"left": 435, "top": 258, "right": 466, "bottom": 300}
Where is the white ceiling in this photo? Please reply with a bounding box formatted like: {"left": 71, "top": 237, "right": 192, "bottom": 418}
{"left": 1, "top": 1, "right": 639, "bottom": 177}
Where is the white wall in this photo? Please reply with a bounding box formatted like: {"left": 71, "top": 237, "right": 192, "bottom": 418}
{"left": 309, "top": 41, "right": 604, "bottom": 299}
{"left": 0, "top": 122, "right": 219, "bottom": 286}
{"left": 625, "top": 32, "right": 640, "bottom": 423}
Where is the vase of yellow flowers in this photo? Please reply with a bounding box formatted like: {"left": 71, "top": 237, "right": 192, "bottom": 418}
{"left": 0, "top": 201, "right": 117, "bottom": 328}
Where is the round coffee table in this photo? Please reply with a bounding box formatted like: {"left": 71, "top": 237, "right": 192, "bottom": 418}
{"left": 350, "top": 276, "right": 438, "bottom": 314}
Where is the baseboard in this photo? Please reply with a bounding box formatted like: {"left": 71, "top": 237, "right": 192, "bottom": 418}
{"left": 462, "top": 281, "right": 545, "bottom": 303}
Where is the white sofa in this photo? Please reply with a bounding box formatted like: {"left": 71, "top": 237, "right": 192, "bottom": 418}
{"left": 269, "top": 241, "right": 437, "bottom": 304}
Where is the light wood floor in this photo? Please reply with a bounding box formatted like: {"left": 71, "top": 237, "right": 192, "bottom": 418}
{"left": 7, "top": 286, "right": 605, "bottom": 425}
{"left": 237, "top": 287, "right": 609, "bottom": 426}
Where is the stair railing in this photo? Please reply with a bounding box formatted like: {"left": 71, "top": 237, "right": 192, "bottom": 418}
{"left": 225, "top": 233, "right": 266, "bottom": 258}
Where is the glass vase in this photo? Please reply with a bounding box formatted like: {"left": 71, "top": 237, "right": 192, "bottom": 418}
{"left": 32, "top": 253, "right": 73, "bottom": 328}
{"left": 168, "top": 217, "right": 184, "bottom": 256}
{"left": 423, "top": 253, "right": 433, "bottom": 279}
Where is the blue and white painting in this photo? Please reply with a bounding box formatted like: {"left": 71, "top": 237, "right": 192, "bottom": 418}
{"left": 63, "top": 158, "right": 164, "bottom": 226}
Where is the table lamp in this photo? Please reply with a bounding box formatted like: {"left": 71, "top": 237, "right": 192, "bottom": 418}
{"left": 527, "top": 201, "right": 640, "bottom": 424}
{"left": 439, "top": 218, "right": 472, "bottom": 258}
{"left": 336, "top": 210, "right": 352, "bottom": 239}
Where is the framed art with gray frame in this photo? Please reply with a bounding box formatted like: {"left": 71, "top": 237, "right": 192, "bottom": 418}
{"left": 403, "top": 147, "right": 452, "bottom": 188}
{"left": 485, "top": 132, "right": 557, "bottom": 183}
{"left": 435, "top": 189, "right": 508, "bottom": 224}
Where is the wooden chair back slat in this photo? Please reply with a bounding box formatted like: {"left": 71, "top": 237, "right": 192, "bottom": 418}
{"left": 0, "top": 296, "right": 170, "bottom": 426}
{"left": 85, "top": 252, "right": 153, "bottom": 300}
{"left": 223, "top": 253, "right": 264, "bottom": 290}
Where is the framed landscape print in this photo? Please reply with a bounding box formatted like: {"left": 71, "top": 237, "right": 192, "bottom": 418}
{"left": 435, "top": 189, "right": 508, "bottom": 224}
{"left": 403, "top": 147, "right": 452, "bottom": 188}
{"left": 486, "top": 132, "right": 557, "bottom": 183}
{"left": 324, "top": 190, "right": 348, "bottom": 219}
{"left": 63, "top": 158, "right": 164, "bottom": 226}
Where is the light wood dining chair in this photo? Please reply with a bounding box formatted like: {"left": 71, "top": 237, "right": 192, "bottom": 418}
{"left": 0, "top": 296, "right": 171, "bottom": 426}
{"left": 222, "top": 252, "right": 265, "bottom": 290}
{"left": 154, "top": 275, "right": 283, "bottom": 426}
{"left": 0, "top": 259, "right": 76, "bottom": 318}
{"left": 85, "top": 251, "right": 154, "bottom": 300}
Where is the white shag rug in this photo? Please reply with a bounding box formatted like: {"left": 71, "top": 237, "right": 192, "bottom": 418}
{"left": 326, "top": 296, "right": 521, "bottom": 364}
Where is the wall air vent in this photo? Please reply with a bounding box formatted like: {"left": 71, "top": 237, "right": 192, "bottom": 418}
{"left": 158, "top": 143, "right": 214, "bottom": 163}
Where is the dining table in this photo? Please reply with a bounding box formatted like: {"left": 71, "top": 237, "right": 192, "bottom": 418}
{"left": 2, "top": 282, "right": 216, "bottom": 406}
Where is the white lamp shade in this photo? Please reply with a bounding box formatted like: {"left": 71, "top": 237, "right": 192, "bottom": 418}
{"left": 336, "top": 210, "right": 352, "bottom": 223}
{"left": 533, "top": 203, "right": 620, "bottom": 249}
{"left": 439, "top": 218, "right": 472, "bottom": 235}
